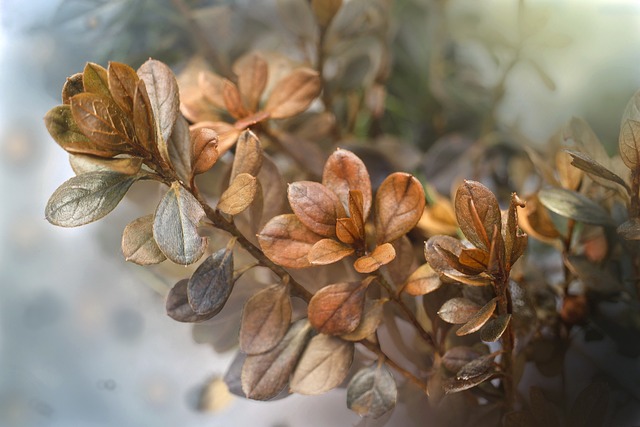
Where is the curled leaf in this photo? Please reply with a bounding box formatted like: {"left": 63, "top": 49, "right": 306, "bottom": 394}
{"left": 107, "top": 61, "right": 139, "bottom": 116}
{"left": 137, "top": 59, "right": 180, "bottom": 145}
{"left": 341, "top": 299, "right": 386, "bottom": 341}
{"left": 166, "top": 279, "right": 216, "bottom": 323}
{"left": 231, "top": 130, "right": 263, "bottom": 181}
{"left": 62, "top": 72, "right": 84, "bottom": 104}
{"left": 69, "top": 155, "right": 142, "bottom": 176}
{"left": 322, "top": 149, "right": 372, "bottom": 219}
{"left": 455, "top": 180, "right": 501, "bottom": 251}
{"left": 191, "top": 127, "right": 219, "bottom": 175}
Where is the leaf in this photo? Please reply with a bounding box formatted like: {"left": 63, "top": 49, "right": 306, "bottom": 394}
{"left": 435, "top": 244, "right": 486, "bottom": 276}
{"left": 437, "top": 298, "right": 481, "bottom": 324}
{"left": 456, "top": 298, "right": 498, "bottom": 336}
{"left": 374, "top": 172, "right": 426, "bottom": 243}
{"left": 165, "top": 279, "right": 217, "bottom": 323}
{"left": 132, "top": 79, "right": 157, "bottom": 154}
{"left": 441, "top": 346, "right": 483, "bottom": 373}
{"left": 480, "top": 313, "right": 511, "bottom": 342}
{"left": 45, "top": 171, "right": 136, "bottom": 227}
{"left": 403, "top": 263, "right": 441, "bottom": 296}
{"left": 222, "top": 79, "right": 248, "bottom": 119}
{"left": 459, "top": 248, "right": 489, "bottom": 272}
{"left": 62, "top": 72, "right": 84, "bottom": 104}
{"left": 153, "top": 182, "right": 207, "bottom": 265}
{"left": 258, "top": 214, "right": 323, "bottom": 268}
{"left": 241, "top": 319, "right": 313, "bottom": 400}
{"left": 191, "top": 127, "right": 219, "bottom": 175}
{"left": 308, "top": 279, "right": 371, "bottom": 335}
{"left": 137, "top": 59, "right": 180, "bottom": 145}
{"left": 346, "top": 364, "right": 397, "bottom": 419}
{"left": 456, "top": 353, "right": 497, "bottom": 380}
{"left": 121, "top": 214, "right": 166, "bottom": 265}
{"left": 70, "top": 93, "right": 135, "bottom": 153}
{"left": 45, "top": 105, "right": 118, "bottom": 157}
{"left": 519, "top": 194, "right": 561, "bottom": 243}
{"left": 530, "top": 387, "right": 562, "bottom": 427}
{"left": 187, "top": 246, "right": 234, "bottom": 315}
{"left": 234, "top": 52, "right": 269, "bottom": 112}
{"left": 556, "top": 150, "right": 583, "bottom": 191}
{"left": 618, "top": 218, "right": 640, "bottom": 240}
{"left": 442, "top": 272, "right": 492, "bottom": 287}
{"left": 82, "top": 62, "right": 110, "bottom": 98}
{"left": 198, "top": 70, "right": 226, "bottom": 109}
{"left": 619, "top": 90, "right": 640, "bottom": 169}
{"left": 353, "top": 243, "right": 396, "bottom": 274}
{"left": 503, "top": 193, "right": 527, "bottom": 266}
{"left": 288, "top": 181, "right": 345, "bottom": 237}
{"left": 308, "top": 238, "right": 354, "bottom": 265}
{"left": 108, "top": 61, "right": 139, "bottom": 116}
{"left": 341, "top": 299, "right": 386, "bottom": 341}
{"left": 240, "top": 284, "right": 292, "bottom": 355}
{"left": 322, "top": 149, "right": 372, "bottom": 219}
{"left": 69, "top": 155, "right": 142, "bottom": 176}
{"left": 455, "top": 180, "right": 501, "bottom": 251}
{"left": 290, "top": 334, "right": 354, "bottom": 395}
{"left": 442, "top": 371, "right": 495, "bottom": 394}
{"left": 565, "top": 149, "right": 630, "bottom": 193}
{"left": 336, "top": 217, "right": 360, "bottom": 244}
{"left": 567, "top": 382, "right": 610, "bottom": 427}
{"left": 218, "top": 173, "right": 259, "bottom": 215}
{"left": 348, "top": 190, "right": 366, "bottom": 238}
{"left": 230, "top": 130, "right": 263, "bottom": 181}
{"left": 223, "top": 351, "right": 248, "bottom": 398}
{"left": 538, "top": 187, "right": 613, "bottom": 226}
{"left": 264, "top": 68, "right": 321, "bottom": 119}
{"left": 424, "top": 235, "right": 465, "bottom": 274}
{"left": 311, "top": 0, "right": 342, "bottom": 27}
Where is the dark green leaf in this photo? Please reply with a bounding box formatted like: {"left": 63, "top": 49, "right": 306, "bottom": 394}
{"left": 346, "top": 364, "right": 397, "bottom": 419}
{"left": 122, "top": 214, "right": 166, "bottom": 265}
{"left": 187, "top": 247, "right": 234, "bottom": 316}
{"left": 538, "top": 187, "right": 613, "bottom": 226}
{"left": 45, "top": 171, "right": 136, "bottom": 227}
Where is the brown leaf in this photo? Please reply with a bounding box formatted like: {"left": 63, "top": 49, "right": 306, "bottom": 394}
{"left": 257, "top": 155, "right": 288, "bottom": 227}
{"left": 341, "top": 299, "right": 386, "bottom": 341}
{"left": 198, "top": 70, "right": 226, "bottom": 109}
{"left": 132, "top": 79, "right": 157, "bottom": 154}
{"left": 322, "top": 149, "right": 372, "bottom": 219}
{"left": 374, "top": 172, "right": 426, "bottom": 243}
{"left": 443, "top": 371, "right": 496, "bottom": 394}
{"left": 480, "top": 313, "right": 511, "bottom": 342}
{"left": 231, "top": 130, "right": 263, "bottom": 181}
{"left": 308, "top": 279, "right": 371, "bottom": 335}
{"left": 234, "top": 52, "right": 269, "bottom": 112}
{"left": 518, "top": 194, "right": 560, "bottom": 244}
{"left": 218, "top": 173, "right": 258, "bottom": 215}
{"left": 435, "top": 244, "right": 485, "bottom": 276}
{"left": 290, "top": 334, "right": 354, "bottom": 395}
{"left": 44, "top": 105, "right": 118, "bottom": 158}
{"left": 403, "top": 263, "right": 441, "bottom": 296}
{"left": 539, "top": 187, "right": 613, "bottom": 226}
{"left": 240, "top": 284, "right": 292, "bottom": 355}
{"left": 556, "top": 150, "right": 583, "bottom": 191}
{"left": 288, "top": 181, "right": 346, "bottom": 237}
{"left": 442, "top": 271, "right": 492, "bottom": 286}
{"left": 191, "top": 121, "right": 241, "bottom": 154}
{"left": 137, "top": 59, "right": 180, "bottom": 145}
{"left": 441, "top": 346, "right": 483, "bottom": 373}
{"left": 308, "top": 238, "right": 354, "bottom": 265}
{"left": 311, "top": 0, "right": 342, "bottom": 27}
{"left": 258, "top": 214, "right": 323, "bottom": 268}
{"left": 618, "top": 218, "right": 640, "bottom": 240}
{"left": 62, "top": 72, "right": 84, "bottom": 104}
{"left": 241, "top": 319, "right": 313, "bottom": 400}
{"left": 619, "top": 119, "right": 640, "bottom": 169}
{"left": 486, "top": 226, "right": 505, "bottom": 277}
{"left": 459, "top": 248, "right": 489, "bottom": 272}
{"left": 348, "top": 190, "right": 366, "bottom": 238}
{"left": 191, "top": 127, "right": 219, "bottom": 175}
{"left": 424, "top": 235, "right": 465, "bottom": 274}
{"left": 187, "top": 246, "right": 234, "bottom": 315}
{"left": 336, "top": 217, "right": 360, "bottom": 244}
{"left": 353, "top": 243, "right": 396, "bottom": 274}
{"left": 456, "top": 353, "right": 497, "bottom": 380}
{"left": 167, "top": 115, "right": 193, "bottom": 184}
{"left": 222, "top": 79, "right": 248, "bottom": 119}
{"left": 455, "top": 180, "right": 501, "bottom": 251}
{"left": 386, "top": 235, "right": 415, "bottom": 286}
{"left": 122, "top": 214, "right": 166, "bottom": 265}
{"left": 437, "top": 297, "right": 481, "bottom": 324}
{"left": 82, "top": 62, "right": 110, "bottom": 98}
{"left": 565, "top": 149, "right": 629, "bottom": 193}
{"left": 503, "top": 193, "right": 527, "bottom": 266}
{"left": 456, "top": 297, "right": 498, "bottom": 336}
{"left": 107, "top": 61, "right": 139, "bottom": 116}
{"left": 567, "top": 382, "right": 610, "bottom": 427}
{"left": 166, "top": 279, "right": 216, "bottom": 323}
{"left": 264, "top": 68, "right": 321, "bottom": 119}
{"left": 70, "top": 93, "right": 135, "bottom": 153}
{"left": 69, "top": 155, "right": 142, "bottom": 175}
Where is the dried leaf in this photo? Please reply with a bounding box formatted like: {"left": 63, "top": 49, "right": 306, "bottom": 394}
{"left": 82, "top": 62, "right": 110, "bottom": 98}
{"left": 240, "top": 284, "right": 292, "bottom": 355}
{"left": 480, "top": 313, "right": 511, "bottom": 342}
{"left": 503, "top": 193, "right": 527, "bottom": 266}
{"left": 231, "top": 130, "right": 263, "bottom": 181}
{"left": 132, "top": 79, "right": 157, "bottom": 153}
{"left": 442, "top": 371, "right": 495, "bottom": 394}
{"left": 620, "top": 119, "right": 640, "bottom": 170}
{"left": 241, "top": 319, "right": 313, "bottom": 400}
{"left": 308, "top": 280, "right": 370, "bottom": 335}
{"left": 153, "top": 182, "right": 207, "bottom": 265}
{"left": 322, "top": 149, "right": 372, "bottom": 219}
{"left": 459, "top": 248, "right": 489, "bottom": 272}
{"left": 529, "top": 387, "right": 562, "bottom": 427}
{"left": 198, "top": 70, "right": 226, "bottom": 109}
{"left": 456, "top": 298, "right": 498, "bottom": 336}
{"left": 436, "top": 244, "right": 485, "bottom": 276}
{"left": 107, "top": 61, "right": 139, "bottom": 116}
{"left": 308, "top": 238, "right": 354, "bottom": 265}
{"left": 264, "top": 68, "right": 321, "bottom": 119}
{"left": 437, "top": 298, "right": 481, "bottom": 324}
{"left": 223, "top": 351, "right": 247, "bottom": 398}
{"left": 403, "top": 263, "right": 441, "bottom": 296}
{"left": 455, "top": 180, "right": 501, "bottom": 251}
{"left": 538, "top": 187, "right": 613, "bottom": 225}
{"left": 69, "top": 154, "right": 142, "bottom": 176}
{"left": 45, "top": 171, "right": 136, "bottom": 227}
{"left": 424, "top": 235, "right": 465, "bottom": 274}
{"left": 192, "top": 121, "right": 241, "bottom": 154}
{"left": 258, "top": 214, "right": 323, "bottom": 268}
{"left": 441, "top": 346, "right": 483, "bottom": 373}
{"left": 346, "top": 364, "right": 397, "bottom": 419}
{"left": 70, "top": 93, "right": 135, "bottom": 152}
{"left": 565, "top": 149, "right": 629, "bottom": 193}
{"left": 374, "top": 172, "right": 425, "bottom": 243}
{"left": 166, "top": 279, "right": 217, "bottom": 323}
{"left": 288, "top": 181, "right": 345, "bottom": 237}
{"left": 122, "top": 214, "right": 166, "bottom": 265}
{"left": 556, "top": 150, "right": 583, "bottom": 191}
{"left": 137, "top": 59, "right": 180, "bottom": 145}
{"left": 187, "top": 247, "right": 234, "bottom": 315}
{"left": 62, "top": 72, "right": 83, "bottom": 104}
{"left": 191, "top": 127, "right": 219, "bottom": 175}
{"left": 341, "top": 299, "right": 386, "bottom": 341}
{"left": 290, "top": 334, "right": 354, "bottom": 395}
{"left": 456, "top": 353, "right": 497, "bottom": 380}
{"left": 567, "top": 382, "right": 610, "bottom": 427}
{"left": 167, "top": 115, "right": 193, "bottom": 184}
{"left": 311, "top": 0, "right": 342, "bottom": 27}
{"left": 442, "top": 271, "right": 492, "bottom": 287}
{"left": 234, "top": 52, "right": 268, "bottom": 112}
{"left": 519, "top": 194, "right": 560, "bottom": 243}
{"left": 618, "top": 218, "right": 640, "bottom": 240}
{"left": 336, "top": 217, "right": 360, "bottom": 244}
{"left": 222, "top": 79, "right": 248, "bottom": 119}
{"left": 348, "top": 190, "right": 366, "bottom": 238}
{"left": 257, "top": 155, "right": 288, "bottom": 227}
{"left": 353, "top": 243, "right": 396, "bottom": 274}
{"left": 218, "top": 173, "right": 258, "bottom": 215}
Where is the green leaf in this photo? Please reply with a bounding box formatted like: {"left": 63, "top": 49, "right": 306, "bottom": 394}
{"left": 45, "top": 171, "right": 136, "bottom": 227}
{"left": 121, "top": 214, "right": 166, "bottom": 265}
{"left": 346, "top": 364, "right": 397, "bottom": 419}
{"left": 187, "top": 246, "right": 234, "bottom": 315}
{"left": 153, "top": 182, "right": 207, "bottom": 265}
{"left": 538, "top": 187, "right": 614, "bottom": 226}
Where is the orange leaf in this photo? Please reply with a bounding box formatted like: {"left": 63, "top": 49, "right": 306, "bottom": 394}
{"left": 354, "top": 243, "right": 396, "bottom": 274}
{"left": 288, "top": 181, "right": 346, "bottom": 237}
{"left": 308, "top": 238, "right": 354, "bottom": 265}
{"left": 190, "top": 127, "right": 219, "bottom": 175}
{"left": 234, "top": 52, "right": 268, "bottom": 112}
{"left": 403, "top": 263, "right": 441, "bottom": 296}
{"left": 264, "top": 68, "right": 321, "bottom": 119}
{"left": 336, "top": 217, "right": 360, "bottom": 244}
{"left": 258, "top": 214, "right": 323, "bottom": 268}
{"left": 222, "top": 79, "right": 248, "bottom": 119}
{"left": 308, "top": 279, "right": 371, "bottom": 335}
{"left": 454, "top": 180, "right": 501, "bottom": 251}
{"left": 374, "top": 173, "right": 425, "bottom": 243}
{"left": 322, "top": 149, "right": 372, "bottom": 219}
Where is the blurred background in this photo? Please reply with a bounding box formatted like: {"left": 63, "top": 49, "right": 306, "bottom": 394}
{"left": 1, "top": 0, "right": 640, "bottom": 426}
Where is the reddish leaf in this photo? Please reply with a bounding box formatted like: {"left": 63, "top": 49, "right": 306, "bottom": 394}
{"left": 190, "top": 127, "right": 219, "bottom": 175}
{"left": 132, "top": 79, "right": 158, "bottom": 154}
{"left": 336, "top": 217, "right": 360, "bottom": 244}
{"left": 403, "top": 263, "right": 441, "bottom": 296}
{"left": 308, "top": 238, "right": 354, "bottom": 265}
{"left": 322, "top": 149, "right": 372, "bottom": 219}
{"left": 258, "top": 214, "right": 323, "bottom": 268}
{"left": 341, "top": 299, "right": 386, "bottom": 341}
{"left": 353, "top": 243, "right": 396, "bottom": 274}
{"left": 455, "top": 180, "right": 501, "bottom": 251}
{"left": 288, "top": 181, "right": 346, "bottom": 237}
{"left": 374, "top": 172, "right": 425, "bottom": 243}
{"left": 308, "top": 279, "right": 371, "bottom": 335}
{"left": 108, "top": 61, "right": 139, "bottom": 116}
{"left": 264, "top": 68, "right": 321, "bottom": 119}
